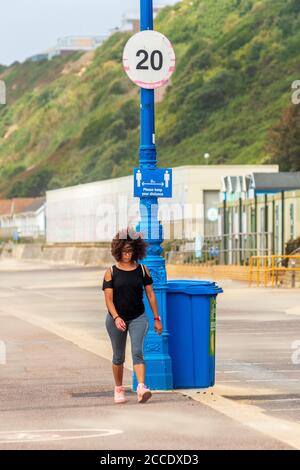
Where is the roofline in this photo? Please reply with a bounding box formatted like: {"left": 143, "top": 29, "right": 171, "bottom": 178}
{"left": 46, "top": 165, "right": 279, "bottom": 195}
{"left": 255, "top": 187, "right": 300, "bottom": 194}
{"left": 0, "top": 202, "right": 45, "bottom": 217}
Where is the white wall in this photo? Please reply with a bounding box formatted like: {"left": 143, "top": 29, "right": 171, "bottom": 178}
{"left": 0, "top": 206, "right": 45, "bottom": 238}
{"left": 46, "top": 165, "right": 279, "bottom": 243}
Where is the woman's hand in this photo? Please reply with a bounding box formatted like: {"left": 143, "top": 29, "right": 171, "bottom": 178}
{"left": 115, "top": 317, "right": 127, "bottom": 332}
{"left": 154, "top": 320, "right": 163, "bottom": 335}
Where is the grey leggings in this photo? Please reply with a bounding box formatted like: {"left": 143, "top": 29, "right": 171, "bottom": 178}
{"left": 105, "top": 312, "right": 149, "bottom": 366}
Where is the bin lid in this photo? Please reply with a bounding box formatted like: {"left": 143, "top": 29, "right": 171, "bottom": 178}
{"left": 167, "top": 279, "right": 223, "bottom": 295}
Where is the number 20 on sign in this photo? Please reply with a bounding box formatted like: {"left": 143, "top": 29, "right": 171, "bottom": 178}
{"left": 123, "top": 30, "right": 176, "bottom": 90}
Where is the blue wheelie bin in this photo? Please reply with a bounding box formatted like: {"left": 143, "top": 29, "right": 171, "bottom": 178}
{"left": 166, "top": 280, "right": 223, "bottom": 389}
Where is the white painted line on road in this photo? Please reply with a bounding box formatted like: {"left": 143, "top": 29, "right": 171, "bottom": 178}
{"left": 223, "top": 351, "right": 294, "bottom": 354}
{"left": 0, "top": 428, "right": 123, "bottom": 444}
{"left": 286, "top": 307, "right": 300, "bottom": 316}
{"left": 223, "top": 332, "right": 269, "bottom": 335}
{"left": 219, "top": 361, "right": 296, "bottom": 366}
{"left": 269, "top": 408, "right": 300, "bottom": 412}
{"left": 180, "top": 388, "right": 300, "bottom": 449}
{"left": 246, "top": 379, "right": 300, "bottom": 382}
{"left": 264, "top": 398, "right": 300, "bottom": 403}
{"left": 249, "top": 362, "right": 299, "bottom": 372}
{"left": 218, "top": 380, "right": 241, "bottom": 383}
{"left": 217, "top": 371, "right": 240, "bottom": 374}
{"left": 217, "top": 370, "right": 300, "bottom": 374}
{"left": 232, "top": 355, "right": 294, "bottom": 358}
{"left": 269, "top": 370, "right": 300, "bottom": 373}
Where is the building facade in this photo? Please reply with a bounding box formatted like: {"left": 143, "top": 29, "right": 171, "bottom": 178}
{"left": 218, "top": 173, "right": 300, "bottom": 264}
{"left": 29, "top": 36, "right": 107, "bottom": 62}
{"left": 46, "top": 165, "right": 278, "bottom": 246}
{"left": 0, "top": 198, "right": 46, "bottom": 240}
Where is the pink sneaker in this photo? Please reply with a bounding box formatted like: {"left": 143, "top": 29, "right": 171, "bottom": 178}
{"left": 114, "top": 385, "right": 126, "bottom": 404}
{"left": 137, "top": 383, "right": 152, "bottom": 404}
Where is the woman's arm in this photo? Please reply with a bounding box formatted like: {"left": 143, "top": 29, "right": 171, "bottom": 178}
{"left": 144, "top": 266, "right": 163, "bottom": 335}
{"left": 103, "top": 269, "right": 126, "bottom": 331}
{"left": 144, "top": 284, "right": 159, "bottom": 317}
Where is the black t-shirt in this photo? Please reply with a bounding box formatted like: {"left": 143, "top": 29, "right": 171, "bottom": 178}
{"left": 102, "top": 264, "right": 153, "bottom": 321}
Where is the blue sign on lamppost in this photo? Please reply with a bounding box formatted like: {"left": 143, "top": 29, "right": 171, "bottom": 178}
{"left": 123, "top": 0, "right": 176, "bottom": 390}
{"left": 134, "top": 168, "right": 172, "bottom": 198}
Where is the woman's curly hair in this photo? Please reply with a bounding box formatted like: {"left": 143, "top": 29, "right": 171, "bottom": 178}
{"left": 111, "top": 228, "right": 148, "bottom": 262}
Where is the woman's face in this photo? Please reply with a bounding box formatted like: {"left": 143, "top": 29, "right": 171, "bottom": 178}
{"left": 121, "top": 244, "right": 133, "bottom": 263}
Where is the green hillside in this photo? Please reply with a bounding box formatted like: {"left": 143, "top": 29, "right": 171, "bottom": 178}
{"left": 0, "top": 0, "right": 300, "bottom": 197}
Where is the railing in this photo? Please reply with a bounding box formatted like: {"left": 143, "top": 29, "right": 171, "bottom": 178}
{"left": 0, "top": 226, "right": 44, "bottom": 240}
{"left": 249, "top": 255, "right": 300, "bottom": 288}
{"left": 164, "top": 232, "right": 273, "bottom": 266}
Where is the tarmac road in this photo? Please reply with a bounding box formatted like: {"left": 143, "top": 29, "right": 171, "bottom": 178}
{"left": 0, "top": 258, "right": 299, "bottom": 450}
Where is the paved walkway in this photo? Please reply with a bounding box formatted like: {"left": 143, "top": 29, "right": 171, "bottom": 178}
{"left": 0, "top": 259, "right": 299, "bottom": 449}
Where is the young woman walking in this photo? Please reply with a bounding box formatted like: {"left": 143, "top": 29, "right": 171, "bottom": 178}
{"left": 102, "top": 229, "right": 163, "bottom": 404}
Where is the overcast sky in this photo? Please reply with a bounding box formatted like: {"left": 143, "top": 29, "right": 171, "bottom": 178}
{"left": 0, "top": 0, "right": 177, "bottom": 65}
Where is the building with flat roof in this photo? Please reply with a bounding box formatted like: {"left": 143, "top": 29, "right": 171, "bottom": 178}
{"left": 0, "top": 197, "right": 46, "bottom": 240}
{"left": 46, "top": 165, "right": 278, "bottom": 245}
{"left": 28, "top": 36, "right": 107, "bottom": 62}
{"left": 218, "top": 172, "right": 300, "bottom": 264}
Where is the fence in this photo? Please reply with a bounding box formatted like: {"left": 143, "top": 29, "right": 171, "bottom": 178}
{"left": 164, "top": 232, "right": 274, "bottom": 266}
{"left": 0, "top": 226, "right": 45, "bottom": 241}
{"left": 249, "top": 255, "right": 300, "bottom": 288}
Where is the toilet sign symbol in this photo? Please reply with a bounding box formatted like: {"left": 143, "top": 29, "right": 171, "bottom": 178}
{"left": 164, "top": 170, "right": 170, "bottom": 188}
{"left": 134, "top": 168, "right": 172, "bottom": 198}
{"left": 136, "top": 170, "right": 142, "bottom": 187}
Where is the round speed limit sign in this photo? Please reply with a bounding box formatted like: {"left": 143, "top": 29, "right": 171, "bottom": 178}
{"left": 123, "top": 30, "right": 175, "bottom": 90}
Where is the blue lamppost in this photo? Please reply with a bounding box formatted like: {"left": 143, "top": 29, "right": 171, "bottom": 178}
{"left": 134, "top": 0, "right": 173, "bottom": 390}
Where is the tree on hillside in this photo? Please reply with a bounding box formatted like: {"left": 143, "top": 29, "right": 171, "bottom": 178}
{"left": 266, "top": 104, "right": 300, "bottom": 171}
{"left": 7, "top": 169, "right": 53, "bottom": 198}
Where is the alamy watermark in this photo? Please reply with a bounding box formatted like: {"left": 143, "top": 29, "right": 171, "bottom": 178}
{"left": 94, "top": 199, "right": 205, "bottom": 241}
{"left": 0, "top": 80, "right": 6, "bottom": 105}
{"left": 0, "top": 341, "right": 6, "bottom": 365}
{"left": 291, "top": 80, "right": 300, "bottom": 105}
